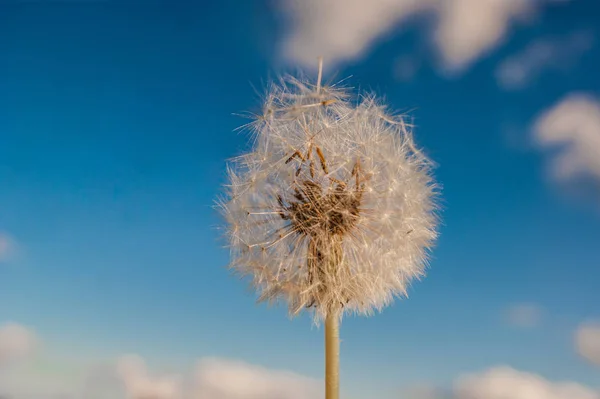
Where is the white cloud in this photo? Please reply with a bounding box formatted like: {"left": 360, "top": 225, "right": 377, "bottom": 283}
{"left": 402, "top": 367, "right": 599, "bottom": 399}
{"left": 1, "top": 332, "right": 320, "bottom": 399}
{"left": 504, "top": 303, "right": 544, "bottom": 328}
{"left": 0, "top": 323, "right": 37, "bottom": 368}
{"left": 117, "top": 355, "right": 182, "bottom": 399}
{"left": 434, "top": 0, "right": 534, "bottom": 72}
{"left": 279, "top": 0, "right": 434, "bottom": 70}
{"left": 575, "top": 321, "right": 600, "bottom": 367}
{"left": 533, "top": 93, "right": 600, "bottom": 182}
{"left": 496, "top": 31, "right": 594, "bottom": 90}
{"left": 80, "top": 363, "right": 124, "bottom": 399}
{"left": 454, "top": 366, "right": 599, "bottom": 399}
{"left": 5, "top": 325, "right": 600, "bottom": 399}
{"left": 114, "top": 355, "right": 320, "bottom": 399}
{"left": 278, "top": 0, "right": 563, "bottom": 72}
{"left": 0, "top": 323, "right": 96, "bottom": 399}
{"left": 192, "top": 358, "right": 320, "bottom": 399}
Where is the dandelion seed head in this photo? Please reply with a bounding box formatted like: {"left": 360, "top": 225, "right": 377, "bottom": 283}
{"left": 219, "top": 71, "right": 439, "bottom": 323}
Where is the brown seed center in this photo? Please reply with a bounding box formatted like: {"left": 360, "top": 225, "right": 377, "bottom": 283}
{"left": 283, "top": 179, "right": 362, "bottom": 238}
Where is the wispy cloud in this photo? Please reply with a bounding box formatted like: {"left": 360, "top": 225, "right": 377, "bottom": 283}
{"left": 277, "top": 0, "right": 565, "bottom": 72}
{"left": 496, "top": 30, "right": 594, "bottom": 90}
{"left": 575, "top": 321, "right": 600, "bottom": 367}
{"left": 533, "top": 93, "right": 600, "bottom": 183}
{"left": 503, "top": 303, "right": 544, "bottom": 328}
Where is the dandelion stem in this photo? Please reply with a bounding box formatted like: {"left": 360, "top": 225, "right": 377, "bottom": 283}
{"left": 325, "top": 310, "right": 340, "bottom": 399}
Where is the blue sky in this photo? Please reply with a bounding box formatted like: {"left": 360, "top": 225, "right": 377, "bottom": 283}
{"left": 1, "top": 0, "right": 600, "bottom": 398}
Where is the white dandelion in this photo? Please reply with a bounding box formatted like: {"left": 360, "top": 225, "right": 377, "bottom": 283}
{"left": 218, "top": 59, "right": 440, "bottom": 399}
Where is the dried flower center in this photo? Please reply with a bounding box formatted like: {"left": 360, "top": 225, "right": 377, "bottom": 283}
{"left": 278, "top": 145, "right": 365, "bottom": 239}
{"left": 271, "top": 145, "right": 370, "bottom": 309}
{"left": 282, "top": 180, "right": 362, "bottom": 237}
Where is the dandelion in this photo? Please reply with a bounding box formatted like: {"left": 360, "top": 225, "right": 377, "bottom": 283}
{"left": 217, "top": 58, "right": 439, "bottom": 399}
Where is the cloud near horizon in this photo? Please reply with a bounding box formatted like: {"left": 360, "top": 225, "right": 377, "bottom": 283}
{"left": 117, "top": 355, "right": 182, "bottom": 399}
{"left": 2, "top": 322, "right": 598, "bottom": 399}
{"left": 0, "top": 323, "right": 37, "bottom": 369}
{"left": 454, "top": 366, "right": 599, "bottom": 399}
{"left": 115, "top": 355, "right": 322, "bottom": 399}
{"left": 404, "top": 366, "right": 600, "bottom": 399}
{"left": 192, "top": 358, "right": 321, "bottom": 399}
{"left": 278, "top": 0, "right": 566, "bottom": 72}
{"left": 0, "top": 324, "right": 322, "bottom": 399}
